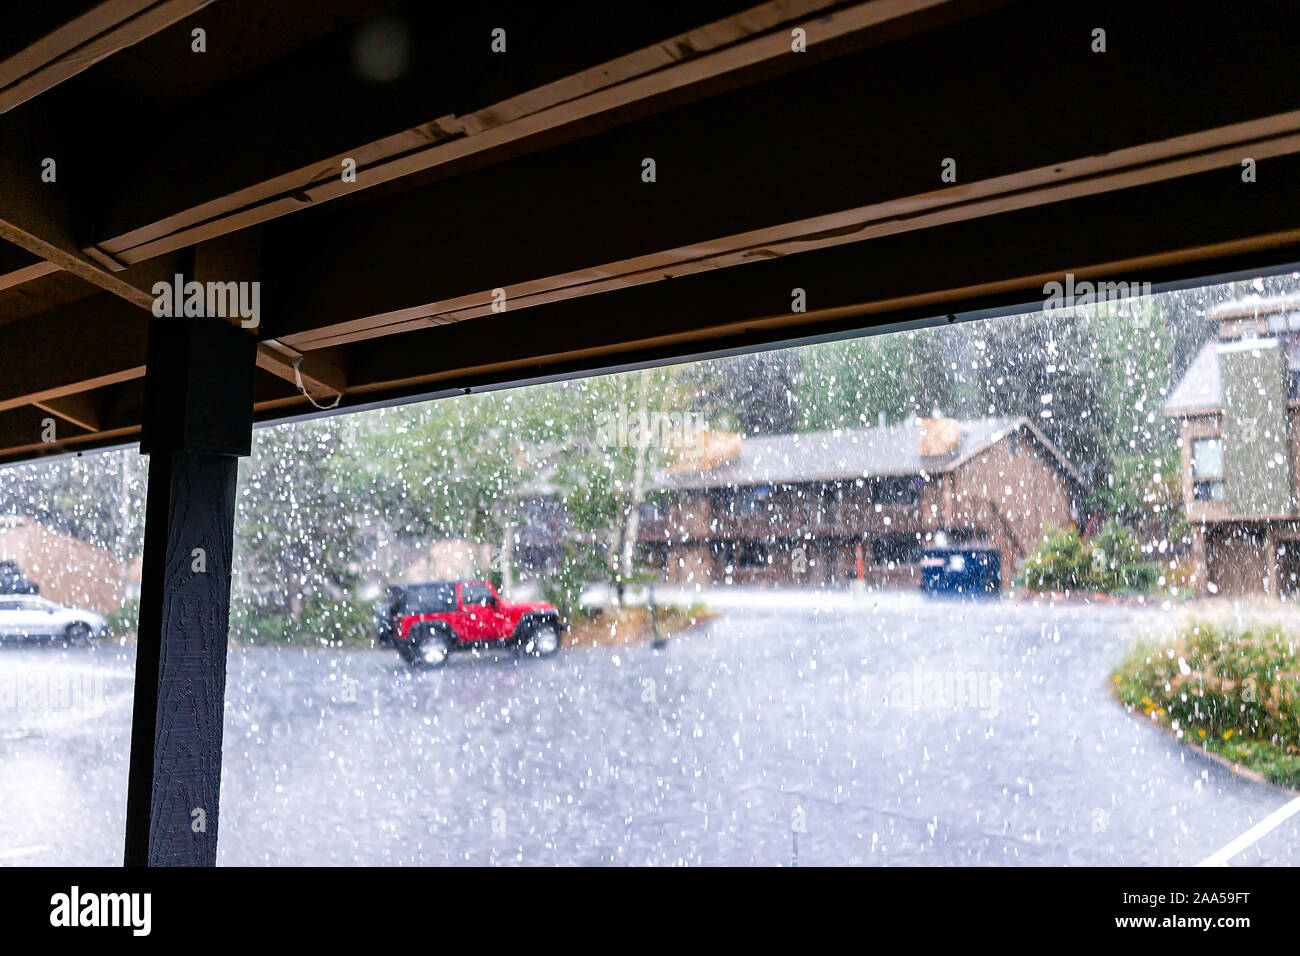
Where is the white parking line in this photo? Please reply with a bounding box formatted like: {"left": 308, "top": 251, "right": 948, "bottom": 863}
{"left": 1196, "top": 795, "right": 1300, "bottom": 866}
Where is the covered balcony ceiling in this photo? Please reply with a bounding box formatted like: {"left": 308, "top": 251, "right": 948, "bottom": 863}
{"left": 0, "top": 0, "right": 1298, "bottom": 463}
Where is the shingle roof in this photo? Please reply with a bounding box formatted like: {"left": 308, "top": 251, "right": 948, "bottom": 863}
{"left": 1206, "top": 293, "right": 1300, "bottom": 321}
{"left": 1164, "top": 337, "right": 1299, "bottom": 414}
{"left": 1163, "top": 341, "right": 1223, "bottom": 413}
{"left": 653, "top": 416, "right": 1039, "bottom": 490}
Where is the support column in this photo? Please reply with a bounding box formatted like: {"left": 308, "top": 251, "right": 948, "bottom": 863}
{"left": 1191, "top": 522, "right": 1209, "bottom": 596}
{"left": 1266, "top": 524, "right": 1278, "bottom": 598}
{"left": 124, "top": 316, "right": 256, "bottom": 867}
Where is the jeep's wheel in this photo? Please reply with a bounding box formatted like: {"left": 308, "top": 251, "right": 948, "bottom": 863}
{"left": 519, "top": 623, "right": 561, "bottom": 658}
{"left": 406, "top": 628, "right": 451, "bottom": 669}
{"left": 64, "top": 622, "right": 92, "bottom": 646}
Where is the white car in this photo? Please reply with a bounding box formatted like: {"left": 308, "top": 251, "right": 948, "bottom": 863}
{"left": 0, "top": 595, "right": 108, "bottom": 643}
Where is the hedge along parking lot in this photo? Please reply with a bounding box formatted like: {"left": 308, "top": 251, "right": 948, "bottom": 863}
{"left": 1114, "top": 614, "right": 1300, "bottom": 789}
{"left": 1016, "top": 522, "right": 1192, "bottom": 598}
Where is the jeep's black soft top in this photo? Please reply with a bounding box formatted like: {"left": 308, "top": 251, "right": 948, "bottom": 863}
{"left": 387, "top": 581, "right": 459, "bottom": 614}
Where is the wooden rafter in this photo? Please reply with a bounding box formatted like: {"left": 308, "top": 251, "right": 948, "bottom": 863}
{"left": 278, "top": 111, "right": 1300, "bottom": 352}
{"left": 87, "top": 0, "right": 1002, "bottom": 268}
{"left": 0, "top": 0, "right": 217, "bottom": 114}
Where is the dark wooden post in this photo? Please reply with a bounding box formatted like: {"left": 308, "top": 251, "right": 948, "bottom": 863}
{"left": 124, "top": 315, "right": 257, "bottom": 866}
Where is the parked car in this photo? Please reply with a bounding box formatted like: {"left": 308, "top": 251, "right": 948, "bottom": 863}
{"left": 375, "top": 580, "right": 563, "bottom": 669}
{"left": 0, "top": 560, "right": 39, "bottom": 594}
{"left": 0, "top": 595, "right": 108, "bottom": 643}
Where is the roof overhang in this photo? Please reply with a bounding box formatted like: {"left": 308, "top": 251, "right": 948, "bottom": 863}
{"left": 2, "top": 0, "right": 1299, "bottom": 464}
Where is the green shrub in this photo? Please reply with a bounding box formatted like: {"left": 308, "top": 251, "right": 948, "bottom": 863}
{"left": 105, "top": 599, "right": 139, "bottom": 641}
{"left": 230, "top": 598, "right": 375, "bottom": 648}
{"left": 1114, "top": 619, "right": 1300, "bottom": 787}
{"left": 1017, "top": 526, "right": 1091, "bottom": 591}
{"left": 1089, "top": 521, "right": 1159, "bottom": 593}
{"left": 538, "top": 541, "right": 607, "bottom": 628}
{"left": 102, "top": 596, "right": 374, "bottom": 648}
{"left": 1017, "top": 521, "right": 1160, "bottom": 595}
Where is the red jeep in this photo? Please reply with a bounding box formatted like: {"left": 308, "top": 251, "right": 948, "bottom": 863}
{"left": 375, "top": 580, "right": 563, "bottom": 669}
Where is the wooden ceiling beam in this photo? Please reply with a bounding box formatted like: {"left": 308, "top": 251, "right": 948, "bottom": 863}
{"left": 0, "top": 367, "right": 353, "bottom": 464}
{"left": 0, "top": 240, "right": 59, "bottom": 291}
{"left": 1, "top": 0, "right": 1299, "bottom": 466}
{"left": 279, "top": 111, "right": 1300, "bottom": 352}
{"left": 0, "top": 0, "right": 218, "bottom": 114}
{"left": 254, "top": 0, "right": 1300, "bottom": 349}
{"left": 0, "top": 124, "right": 198, "bottom": 311}
{"left": 256, "top": 341, "right": 351, "bottom": 401}
{"left": 0, "top": 294, "right": 148, "bottom": 415}
{"left": 86, "top": 0, "right": 999, "bottom": 267}
{"left": 339, "top": 158, "right": 1300, "bottom": 401}
{"left": 0, "top": 405, "right": 102, "bottom": 463}
{"left": 33, "top": 391, "right": 108, "bottom": 432}
{"left": 0, "top": 131, "right": 156, "bottom": 306}
{"left": 0, "top": 290, "right": 350, "bottom": 413}
{"left": 190, "top": 230, "right": 350, "bottom": 400}
{"left": 0, "top": 166, "right": 351, "bottom": 400}
{"left": 2, "top": 159, "right": 1298, "bottom": 463}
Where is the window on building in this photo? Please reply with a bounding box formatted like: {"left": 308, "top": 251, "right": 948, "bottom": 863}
{"left": 869, "top": 476, "right": 920, "bottom": 505}
{"left": 1191, "top": 437, "right": 1223, "bottom": 477}
{"left": 738, "top": 541, "right": 770, "bottom": 568}
{"left": 735, "top": 485, "right": 771, "bottom": 515}
{"left": 1193, "top": 480, "right": 1227, "bottom": 501}
{"left": 821, "top": 482, "right": 846, "bottom": 508}
{"left": 1191, "top": 437, "right": 1225, "bottom": 501}
{"left": 871, "top": 532, "right": 924, "bottom": 565}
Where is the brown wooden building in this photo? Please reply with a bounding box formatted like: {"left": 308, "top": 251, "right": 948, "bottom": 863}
{"left": 641, "top": 416, "right": 1083, "bottom": 589}
{"left": 1165, "top": 294, "right": 1300, "bottom": 596}
{"left": 0, "top": 515, "right": 126, "bottom": 613}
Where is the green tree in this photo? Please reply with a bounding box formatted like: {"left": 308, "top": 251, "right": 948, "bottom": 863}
{"left": 234, "top": 417, "right": 372, "bottom": 618}
{"left": 796, "top": 329, "right": 953, "bottom": 430}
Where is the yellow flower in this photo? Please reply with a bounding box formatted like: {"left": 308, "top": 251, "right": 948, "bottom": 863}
{"left": 1223, "top": 729, "right": 1235, "bottom": 740}
{"left": 1198, "top": 730, "right": 1207, "bottom": 739}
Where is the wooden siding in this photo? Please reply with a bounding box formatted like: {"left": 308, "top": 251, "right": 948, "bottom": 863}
{"left": 644, "top": 425, "right": 1078, "bottom": 588}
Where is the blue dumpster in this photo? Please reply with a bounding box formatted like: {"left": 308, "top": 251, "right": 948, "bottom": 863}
{"left": 920, "top": 546, "right": 1001, "bottom": 596}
